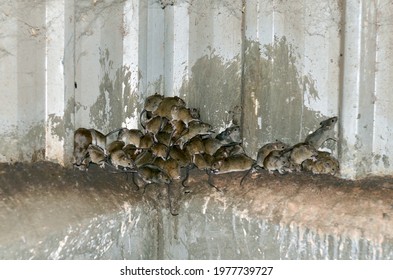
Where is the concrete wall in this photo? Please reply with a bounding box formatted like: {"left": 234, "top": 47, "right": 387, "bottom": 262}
{"left": 2, "top": 163, "right": 393, "bottom": 260}
{"left": 1, "top": 0, "right": 393, "bottom": 179}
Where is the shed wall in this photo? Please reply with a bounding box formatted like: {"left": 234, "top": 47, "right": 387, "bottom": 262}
{"left": 1, "top": 0, "right": 393, "bottom": 179}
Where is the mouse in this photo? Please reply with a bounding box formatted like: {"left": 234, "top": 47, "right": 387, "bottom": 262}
{"left": 256, "top": 140, "right": 289, "bottom": 167}
{"left": 215, "top": 125, "right": 242, "bottom": 145}
{"left": 170, "top": 105, "right": 199, "bottom": 126}
{"left": 175, "top": 121, "right": 214, "bottom": 149}
{"left": 211, "top": 153, "right": 254, "bottom": 174}
{"left": 183, "top": 136, "right": 205, "bottom": 157}
{"left": 88, "top": 129, "right": 107, "bottom": 150}
{"left": 167, "top": 145, "right": 191, "bottom": 168}
{"left": 287, "top": 142, "right": 318, "bottom": 165}
{"left": 138, "top": 132, "right": 155, "bottom": 149}
{"left": 106, "top": 140, "right": 125, "bottom": 154}
{"left": 302, "top": 151, "right": 339, "bottom": 175}
{"left": 213, "top": 143, "right": 245, "bottom": 161}
{"left": 144, "top": 116, "right": 167, "bottom": 136}
{"left": 181, "top": 153, "right": 215, "bottom": 190}
{"left": 203, "top": 137, "right": 223, "bottom": 156}
{"left": 262, "top": 149, "right": 291, "bottom": 174}
{"left": 304, "top": 116, "right": 338, "bottom": 149}
{"left": 122, "top": 144, "right": 139, "bottom": 161}
{"left": 132, "top": 164, "right": 178, "bottom": 215}
{"left": 73, "top": 128, "right": 93, "bottom": 168}
{"left": 117, "top": 128, "right": 143, "bottom": 147}
{"left": 153, "top": 157, "right": 181, "bottom": 180}
{"left": 155, "top": 131, "right": 172, "bottom": 146}
{"left": 209, "top": 153, "right": 254, "bottom": 190}
{"left": 85, "top": 144, "right": 107, "bottom": 168}
{"left": 240, "top": 140, "right": 289, "bottom": 185}
{"left": 150, "top": 142, "right": 169, "bottom": 160}
{"left": 134, "top": 150, "right": 155, "bottom": 167}
{"left": 169, "top": 120, "right": 187, "bottom": 142}
{"left": 140, "top": 93, "right": 164, "bottom": 128}
{"left": 106, "top": 140, "right": 134, "bottom": 170}
{"left": 152, "top": 96, "right": 186, "bottom": 120}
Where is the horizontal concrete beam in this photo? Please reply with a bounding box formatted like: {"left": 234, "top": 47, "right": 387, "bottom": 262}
{"left": 1, "top": 162, "right": 393, "bottom": 260}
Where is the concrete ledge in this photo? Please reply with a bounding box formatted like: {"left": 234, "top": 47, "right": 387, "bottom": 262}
{"left": 1, "top": 162, "right": 393, "bottom": 259}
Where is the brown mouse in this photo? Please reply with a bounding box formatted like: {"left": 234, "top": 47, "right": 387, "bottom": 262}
{"left": 211, "top": 153, "right": 254, "bottom": 174}
{"left": 263, "top": 150, "right": 289, "bottom": 174}
{"left": 134, "top": 150, "right": 155, "bottom": 167}
{"left": 240, "top": 140, "right": 289, "bottom": 185}
{"left": 304, "top": 116, "right": 338, "bottom": 149}
{"left": 168, "top": 145, "right": 191, "bottom": 168}
{"left": 175, "top": 121, "right": 214, "bottom": 149}
{"left": 256, "top": 140, "right": 289, "bottom": 167}
{"left": 138, "top": 132, "right": 154, "bottom": 149}
{"left": 183, "top": 136, "right": 205, "bottom": 157}
{"left": 144, "top": 116, "right": 167, "bottom": 135}
{"left": 155, "top": 131, "right": 172, "bottom": 146}
{"left": 132, "top": 164, "right": 177, "bottom": 215}
{"left": 150, "top": 142, "right": 169, "bottom": 160}
{"left": 153, "top": 157, "right": 181, "bottom": 180}
{"left": 117, "top": 128, "right": 143, "bottom": 147}
{"left": 85, "top": 144, "right": 107, "bottom": 168}
{"left": 302, "top": 151, "right": 339, "bottom": 175}
{"left": 106, "top": 140, "right": 133, "bottom": 170}
{"left": 203, "top": 137, "right": 223, "bottom": 156}
{"left": 73, "top": 128, "right": 93, "bottom": 167}
{"left": 171, "top": 105, "right": 199, "bottom": 126}
{"left": 140, "top": 93, "right": 164, "bottom": 128}
{"left": 287, "top": 142, "right": 318, "bottom": 165}
{"left": 152, "top": 96, "right": 186, "bottom": 120}
{"left": 122, "top": 144, "right": 139, "bottom": 160}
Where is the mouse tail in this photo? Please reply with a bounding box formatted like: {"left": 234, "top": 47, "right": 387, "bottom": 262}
{"left": 140, "top": 109, "right": 147, "bottom": 129}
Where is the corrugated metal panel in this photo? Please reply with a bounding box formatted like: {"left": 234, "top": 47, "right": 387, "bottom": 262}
{"left": 0, "top": 0, "right": 392, "bottom": 179}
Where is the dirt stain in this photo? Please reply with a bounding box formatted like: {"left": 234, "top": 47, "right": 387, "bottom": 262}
{"left": 179, "top": 51, "right": 242, "bottom": 131}
{"left": 242, "top": 36, "right": 333, "bottom": 157}
{"left": 90, "top": 48, "right": 141, "bottom": 131}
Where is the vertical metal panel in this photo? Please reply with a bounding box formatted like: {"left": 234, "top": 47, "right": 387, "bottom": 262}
{"left": 0, "top": 0, "right": 393, "bottom": 179}
{"left": 339, "top": 0, "right": 393, "bottom": 179}
{"left": 243, "top": 0, "right": 342, "bottom": 158}
{"left": 0, "top": 1, "right": 19, "bottom": 162}
{"left": 0, "top": 1, "right": 46, "bottom": 162}
{"left": 122, "top": 0, "right": 144, "bottom": 129}
{"left": 178, "top": 0, "right": 243, "bottom": 130}
{"left": 371, "top": 1, "right": 393, "bottom": 176}
{"left": 45, "top": 0, "right": 68, "bottom": 164}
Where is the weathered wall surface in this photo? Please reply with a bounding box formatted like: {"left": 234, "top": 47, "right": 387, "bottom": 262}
{"left": 242, "top": 0, "right": 342, "bottom": 158}
{"left": 1, "top": 0, "right": 393, "bottom": 178}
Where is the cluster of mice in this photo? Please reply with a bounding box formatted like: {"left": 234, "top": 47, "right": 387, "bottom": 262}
{"left": 73, "top": 93, "right": 339, "bottom": 194}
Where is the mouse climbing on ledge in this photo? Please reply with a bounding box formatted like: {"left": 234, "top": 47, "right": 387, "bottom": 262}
{"left": 73, "top": 91, "right": 341, "bottom": 216}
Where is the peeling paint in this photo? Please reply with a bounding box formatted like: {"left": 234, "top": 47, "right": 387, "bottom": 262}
{"left": 242, "top": 36, "right": 331, "bottom": 158}
{"left": 90, "top": 49, "right": 140, "bottom": 131}
{"left": 179, "top": 52, "right": 241, "bottom": 133}
{"left": 18, "top": 122, "right": 46, "bottom": 162}
{"left": 47, "top": 114, "right": 65, "bottom": 141}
